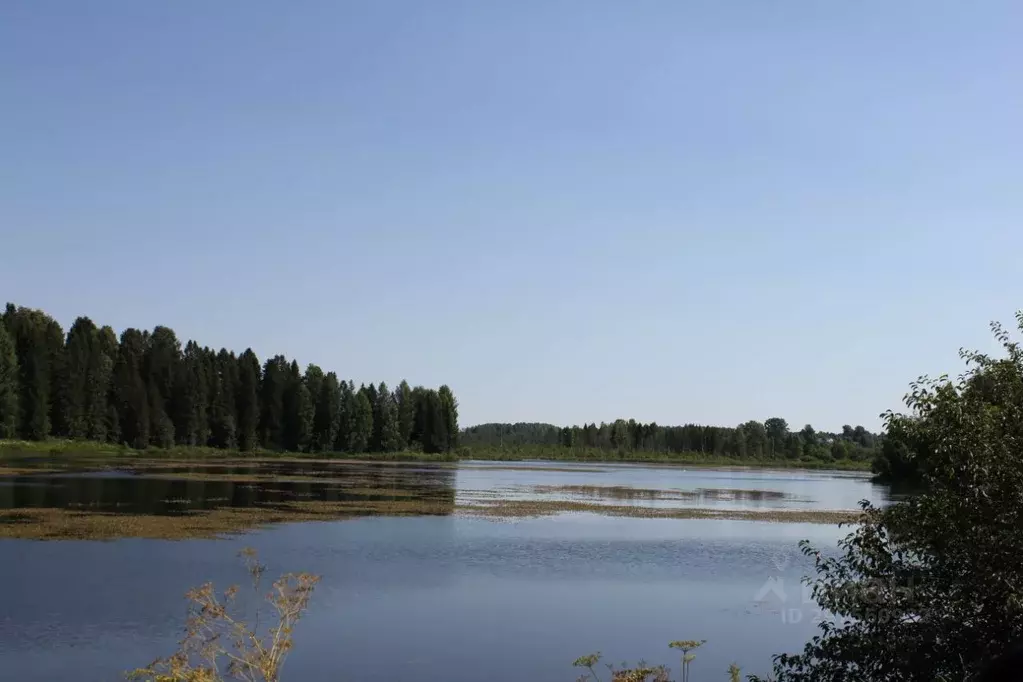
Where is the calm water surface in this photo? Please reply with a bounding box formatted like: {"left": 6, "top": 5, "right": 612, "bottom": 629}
{"left": 0, "top": 461, "right": 891, "bottom": 681}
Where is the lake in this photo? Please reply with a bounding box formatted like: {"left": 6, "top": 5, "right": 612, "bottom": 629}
{"left": 0, "top": 460, "right": 892, "bottom": 681}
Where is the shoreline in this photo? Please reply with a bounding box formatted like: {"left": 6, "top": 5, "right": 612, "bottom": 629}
{"left": 0, "top": 439, "right": 873, "bottom": 474}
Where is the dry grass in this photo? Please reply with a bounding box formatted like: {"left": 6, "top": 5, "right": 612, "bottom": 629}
{"left": 129, "top": 548, "right": 318, "bottom": 682}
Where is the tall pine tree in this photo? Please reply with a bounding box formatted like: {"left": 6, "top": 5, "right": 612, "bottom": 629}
{"left": 235, "top": 349, "right": 261, "bottom": 451}
{"left": 208, "top": 349, "right": 238, "bottom": 449}
{"left": 0, "top": 318, "right": 18, "bottom": 439}
{"left": 394, "top": 380, "right": 414, "bottom": 449}
{"left": 0, "top": 301, "right": 463, "bottom": 456}
{"left": 259, "top": 355, "right": 288, "bottom": 450}
{"left": 414, "top": 388, "right": 448, "bottom": 454}
{"left": 93, "top": 326, "right": 119, "bottom": 442}
{"left": 349, "top": 387, "right": 373, "bottom": 453}
{"left": 282, "top": 360, "right": 313, "bottom": 452}
{"left": 438, "top": 384, "right": 458, "bottom": 451}
{"left": 143, "top": 326, "right": 181, "bottom": 447}
{"left": 3, "top": 304, "right": 63, "bottom": 440}
{"left": 311, "top": 370, "right": 341, "bottom": 452}
{"left": 172, "top": 341, "right": 210, "bottom": 446}
{"left": 334, "top": 380, "right": 355, "bottom": 452}
{"left": 372, "top": 381, "right": 402, "bottom": 452}
{"left": 60, "top": 316, "right": 97, "bottom": 439}
{"left": 112, "top": 328, "right": 149, "bottom": 448}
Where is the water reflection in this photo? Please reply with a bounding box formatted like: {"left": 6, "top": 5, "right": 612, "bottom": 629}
{"left": 457, "top": 463, "right": 893, "bottom": 512}
{"left": 0, "top": 462, "right": 457, "bottom": 516}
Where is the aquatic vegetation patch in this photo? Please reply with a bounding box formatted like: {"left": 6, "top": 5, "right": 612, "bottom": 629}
{"left": 456, "top": 498, "right": 857, "bottom": 524}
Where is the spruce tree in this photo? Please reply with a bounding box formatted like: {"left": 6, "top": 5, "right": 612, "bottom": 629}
{"left": 394, "top": 380, "right": 414, "bottom": 449}
{"left": 143, "top": 326, "right": 181, "bottom": 446}
{"left": 0, "top": 301, "right": 463, "bottom": 457}
{"left": 112, "top": 328, "right": 150, "bottom": 448}
{"left": 413, "top": 388, "right": 448, "bottom": 454}
{"left": 438, "top": 384, "right": 458, "bottom": 451}
{"left": 3, "top": 305, "right": 63, "bottom": 440}
{"left": 334, "top": 380, "right": 355, "bottom": 452}
{"left": 0, "top": 319, "right": 18, "bottom": 439}
{"left": 282, "top": 360, "right": 313, "bottom": 452}
{"left": 208, "top": 349, "right": 238, "bottom": 449}
{"left": 173, "top": 341, "right": 209, "bottom": 446}
{"left": 259, "top": 355, "right": 288, "bottom": 450}
{"left": 235, "top": 350, "right": 261, "bottom": 451}
{"left": 350, "top": 388, "right": 373, "bottom": 453}
{"left": 373, "top": 381, "right": 402, "bottom": 452}
{"left": 87, "top": 326, "right": 117, "bottom": 442}
{"left": 61, "top": 316, "right": 98, "bottom": 439}
{"left": 312, "top": 371, "right": 341, "bottom": 452}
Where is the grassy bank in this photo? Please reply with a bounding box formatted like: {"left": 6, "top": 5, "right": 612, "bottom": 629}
{"left": 0, "top": 439, "right": 872, "bottom": 471}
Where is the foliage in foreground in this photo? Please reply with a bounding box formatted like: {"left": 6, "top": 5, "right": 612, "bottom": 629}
{"left": 0, "top": 437, "right": 870, "bottom": 470}
{"left": 751, "top": 313, "right": 1023, "bottom": 681}
{"left": 573, "top": 641, "right": 743, "bottom": 682}
{"left": 129, "top": 549, "right": 319, "bottom": 682}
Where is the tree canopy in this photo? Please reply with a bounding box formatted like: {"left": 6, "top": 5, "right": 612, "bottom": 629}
{"left": 461, "top": 419, "right": 879, "bottom": 464}
{"left": 0, "top": 302, "right": 456, "bottom": 454}
{"left": 755, "top": 313, "right": 1023, "bottom": 681}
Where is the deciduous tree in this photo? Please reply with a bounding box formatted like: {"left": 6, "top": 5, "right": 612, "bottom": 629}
{"left": 755, "top": 314, "right": 1023, "bottom": 682}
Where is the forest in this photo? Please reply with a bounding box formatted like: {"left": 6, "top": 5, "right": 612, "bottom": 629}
{"left": 462, "top": 419, "right": 880, "bottom": 464}
{"left": 0, "top": 301, "right": 880, "bottom": 466}
{"left": 0, "top": 303, "right": 458, "bottom": 454}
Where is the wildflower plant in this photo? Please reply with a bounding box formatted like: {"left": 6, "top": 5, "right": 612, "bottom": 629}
{"left": 128, "top": 548, "right": 320, "bottom": 682}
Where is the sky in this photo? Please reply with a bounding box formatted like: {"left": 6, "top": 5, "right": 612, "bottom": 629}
{"left": 1, "top": 1, "right": 1021, "bottom": 433}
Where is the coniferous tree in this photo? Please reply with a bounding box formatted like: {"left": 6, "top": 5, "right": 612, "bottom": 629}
{"left": 208, "top": 349, "right": 238, "bottom": 449}
{"left": 426, "top": 389, "right": 448, "bottom": 454}
{"left": 173, "top": 341, "right": 210, "bottom": 446}
{"left": 349, "top": 388, "right": 373, "bottom": 453}
{"left": 235, "top": 350, "right": 261, "bottom": 451}
{"left": 144, "top": 326, "right": 181, "bottom": 446}
{"left": 0, "top": 319, "right": 18, "bottom": 439}
{"left": 48, "top": 319, "right": 68, "bottom": 438}
{"left": 112, "top": 328, "right": 150, "bottom": 448}
{"left": 412, "top": 388, "right": 447, "bottom": 454}
{"left": 372, "top": 381, "right": 402, "bottom": 452}
{"left": 394, "top": 380, "right": 414, "bottom": 449}
{"left": 334, "top": 380, "right": 355, "bottom": 452}
{"left": 282, "top": 360, "right": 313, "bottom": 452}
{"left": 149, "top": 384, "right": 175, "bottom": 447}
{"left": 303, "top": 365, "right": 324, "bottom": 413}
{"left": 88, "top": 326, "right": 117, "bottom": 442}
{"left": 438, "top": 384, "right": 458, "bottom": 451}
{"left": 409, "top": 385, "right": 427, "bottom": 448}
{"left": 60, "top": 316, "right": 98, "bottom": 439}
{"left": 0, "top": 301, "right": 469, "bottom": 456}
{"left": 3, "top": 304, "right": 63, "bottom": 440}
{"left": 312, "top": 371, "right": 341, "bottom": 452}
{"left": 259, "top": 355, "right": 288, "bottom": 450}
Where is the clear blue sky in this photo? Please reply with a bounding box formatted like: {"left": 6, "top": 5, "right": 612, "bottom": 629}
{"left": 2, "top": 1, "right": 1020, "bottom": 432}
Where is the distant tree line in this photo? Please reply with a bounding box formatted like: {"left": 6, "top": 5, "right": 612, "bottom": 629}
{"left": 0, "top": 303, "right": 458, "bottom": 454}
{"left": 461, "top": 418, "right": 880, "bottom": 463}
